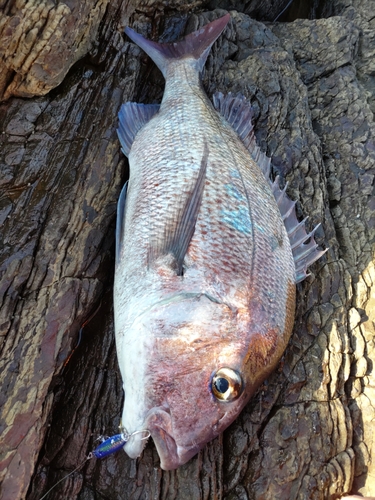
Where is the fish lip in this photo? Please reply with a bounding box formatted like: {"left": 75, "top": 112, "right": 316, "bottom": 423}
{"left": 145, "top": 407, "right": 179, "bottom": 469}
{"left": 122, "top": 407, "right": 181, "bottom": 468}
{"left": 145, "top": 407, "right": 201, "bottom": 470}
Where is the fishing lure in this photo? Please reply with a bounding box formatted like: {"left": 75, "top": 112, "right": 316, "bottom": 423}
{"left": 92, "top": 429, "right": 150, "bottom": 459}
{"left": 39, "top": 430, "right": 150, "bottom": 499}
{"left": 92, "top": 433, "right": 129, "bottom": 459}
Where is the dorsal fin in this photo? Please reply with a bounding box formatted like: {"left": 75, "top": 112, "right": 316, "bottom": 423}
{"left": 270, "top": 176, "right": 328, "bottom": 282}
{"left": 213, "top": 92, "right": 271, "bottom": 179}
{"left": 124, "top": 14, "right": 230, "bottom": 77}
{"left": 213, "top": 91, "right": 327, "bottom": 282}
{"left": 117, "top": 103, "right": 160, "bottom": 157}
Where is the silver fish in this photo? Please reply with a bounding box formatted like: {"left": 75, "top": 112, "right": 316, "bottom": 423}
{"left": 114, "top": 13, "right": 325, "bottom": 470}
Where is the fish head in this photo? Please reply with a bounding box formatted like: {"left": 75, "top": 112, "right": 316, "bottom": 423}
{"left": 117, "top": 290, "right": 290, "bottom": 469}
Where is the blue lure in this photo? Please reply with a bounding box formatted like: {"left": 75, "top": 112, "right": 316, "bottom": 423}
{"left": 93, "top": 433, "right": 129, "bottom": 459}
{"left": 92, "top": 429, "right": 150, "bottom": 459}
{"left": 40, "top": 430, "right": 149, "bottom": 500}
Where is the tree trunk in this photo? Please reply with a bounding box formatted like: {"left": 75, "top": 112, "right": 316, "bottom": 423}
{"left": 0, "top": 1, "right": 374, "bottom": 499}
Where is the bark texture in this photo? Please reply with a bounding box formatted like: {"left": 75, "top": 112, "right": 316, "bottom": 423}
{"left": 0, "top": 0, "right": 374, "bottom": 499}
{"left": 0, "top": 0, "right": 110, "bottom": 100}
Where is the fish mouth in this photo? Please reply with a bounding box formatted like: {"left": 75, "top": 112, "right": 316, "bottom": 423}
{"left": 145, "top": 407, "right": 179, "bottom": 469}
{"left": 122, "top": 407, "right": 179, "bottom": 467}
{"left": 145, "top": 407, "right": 199, "bottom": 470}
{"left": 122, "top": 407, "right": 199, "bottom": 469}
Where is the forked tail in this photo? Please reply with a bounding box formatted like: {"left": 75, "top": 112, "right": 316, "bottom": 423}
{"left": 124, "top": 14, "right": 230, "bottom": 77}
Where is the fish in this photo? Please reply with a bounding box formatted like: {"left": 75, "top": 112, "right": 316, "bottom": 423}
{"left": 114, "top": 13, "right": 326, "bottom": 470}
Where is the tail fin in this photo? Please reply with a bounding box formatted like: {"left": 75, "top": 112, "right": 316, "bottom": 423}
{"left": 124, "top": 14, "right": 230, "bottom": 77}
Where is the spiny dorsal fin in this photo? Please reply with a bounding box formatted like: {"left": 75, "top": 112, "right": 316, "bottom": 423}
{"left": 213, "top": 91, "right": 327, "bottom": 282}
{"left": 117, "top": 103, "right": 160, "bottom": 157}
{"left": 213, "top": 92, "right": 271, "bottom": 179}
{"left": 148, "top": 143, "right": 209, "bottom": 276}
{"left": 271, "top": 176, "right": 328, "bottom": 283}
{"left": 124, "top": 14, "right": 230, "bottom": 77}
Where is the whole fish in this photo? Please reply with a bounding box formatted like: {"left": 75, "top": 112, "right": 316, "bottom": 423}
{"left": 114, "top": 13, "right": 325, "bottom": 470}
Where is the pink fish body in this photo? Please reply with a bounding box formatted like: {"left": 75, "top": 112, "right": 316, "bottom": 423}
{"left": 114, "top": 14, "right": 325, "bottom": 469}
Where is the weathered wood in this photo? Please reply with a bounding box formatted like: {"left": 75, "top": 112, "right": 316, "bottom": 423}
{"left": 0, "top": 0, "right": 110, "bottom": 100}
{"left": 0, "top": 1, "right": 374, "bottom": 499}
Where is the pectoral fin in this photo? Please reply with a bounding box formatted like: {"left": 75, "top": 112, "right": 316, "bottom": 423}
{"left": 148, "top": 143, "right": 209, "bottom": 275}
{"left": 116, "top": 181, "right": 128, "bottom": 264}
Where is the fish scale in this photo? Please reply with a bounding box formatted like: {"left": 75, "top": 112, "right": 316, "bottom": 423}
{"left": 113, "top": 13, "right": 325, "bottom": 470}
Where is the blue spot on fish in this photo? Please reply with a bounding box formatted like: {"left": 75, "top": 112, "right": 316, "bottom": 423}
{"left": 221, "top": 206, "right": 252, "bottom": 234}
{"left": 224, "top": 183, "right": 243, "bottom": 201}
{"left": 221, "top": 182, "right": 252, "bottom": 234}
{"left": 229, "top": 169, "right": 241, "bottom": 179}
{"left": 255, "top": 222, "right": 266, "bottom": 234}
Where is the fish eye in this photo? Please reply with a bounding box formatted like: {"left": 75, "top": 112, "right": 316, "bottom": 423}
{"left": 211, "top": 368, "right": 243, "bottom": 402}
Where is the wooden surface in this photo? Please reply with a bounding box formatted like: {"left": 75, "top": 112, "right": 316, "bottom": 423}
{"left": 0, "top": 0, "right": 374, "bottom": 499}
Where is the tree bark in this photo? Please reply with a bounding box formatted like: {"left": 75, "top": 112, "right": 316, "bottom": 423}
{"left": 0, "top": 1, "right": 374, "bottom": 499}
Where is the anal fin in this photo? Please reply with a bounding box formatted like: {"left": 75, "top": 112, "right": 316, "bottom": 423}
{"left": 117, "top": 103, "right": 160, "bottom": 157}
